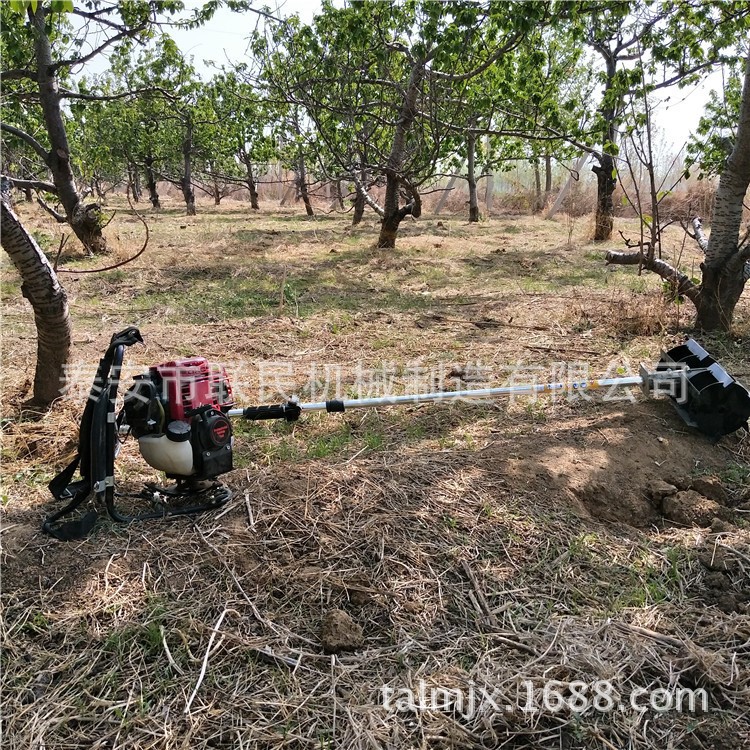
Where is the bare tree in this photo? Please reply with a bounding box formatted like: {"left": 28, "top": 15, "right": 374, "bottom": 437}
{"left": 607, "top": 55, "right": 750, "bottom": 331}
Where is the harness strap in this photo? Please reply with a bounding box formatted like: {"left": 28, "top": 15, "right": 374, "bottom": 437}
{"left": 42, "top": 327, "right": 142, "bottom": 540}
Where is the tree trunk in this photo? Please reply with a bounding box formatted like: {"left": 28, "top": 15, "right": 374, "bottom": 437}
{"left": 181, "top": 116, "right": 196, "bottom": 216}
{"left": 695, "top": 267, "right": 745, "bottom": 331}
{"left": 352, "top": 191, "right": 365, "bottom": 225}
{"left": 335, "top": 179, "right": 345, "bottom": 210}
{"left": 533, "top": 159, "right": 543, "bottom": 213}
{"left": 434, "top": 161, "right": 465, "bottom": 215}
{"left": 240, "top": 152, "right": 260, "bottom": 210}
{"left": 144, "top": 156, "right": 160, "bottom": 208}
{"left": 24, "top": 186, "right": 33, "bottom": 202}
{"left": 592, "top": 153, "right": 616, "bottom": 240}
{"left": 133, "top": 167, "right": 142, "bottom": 202}
{"left": 377, "top": 59, "right": 425, "bottom": 248}
{"left": 378, "top": 173, "right": 402, "bottom": 248}
{"left": 297, "top": 149, "right": 314, "bottom": 218}
{"left": 695, "top": 55, "right": 750, "bottom": 331}
{"left": 127, "top": 164, "right": 136, "bottom": 202}
{"left": 1, "top": 196, "right": 71, "bottom": 407}
{"left": 30, "top": 6, "right": 106, "bottom": 254}
{"left": 249, "top": 176, "right": 260, "bottom": 209}
{"left": 352, "top": 168, "right": 367, "bottom": 226}
{"left": 377, "top": 175, "right": 421, "bottom": 249}
{"left": 592, "top": 53, "right": 619, "bottom": 242}
{"left": 378, "top": 200, "right": 401, "bottom": 248}
{"left": 467, "top": 132, "right": 479, "bottom": 222}
{"left": 544, "top": 155, "right": 552, "bottom": 202}
{"left": 484, "top": 135, "right": 494, "bottom": 216}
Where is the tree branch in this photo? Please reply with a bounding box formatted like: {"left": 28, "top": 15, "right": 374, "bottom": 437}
{"left": 0, "top": 68, "right": 36, "bottom": 81}
{"left": 351, "top": 168, "right": 385, "bottom": 217}
{"left": 7, "top": 177, "right": 57, "bottom": 193}
{"left": 57, "top": 86, "right": 175, "bottom": 102}
{"left": 51, "top": 24, "right": 148, "bottom": 71}
{"left": 605, "top": 250, "right": 701, "bottom": 303}
{"left": 36, "top": 196, "right": 67, "bottom": 223}
{"left": 415, "top": 109, "right": 603, "bottom": 162}
{"left": 0, "top": 122, "right": 49, "bottom": 162}
{"left": 691, "top": 216, "right": 709, "bottom": 253}
{"left": 649, "top": 61, "right": 716, "bottom": 92}
{"left": 397, "top": 177, "right": 421, "bottom": 220}
{"left": 429, "top": 35, "right": 523, "bottom": 83}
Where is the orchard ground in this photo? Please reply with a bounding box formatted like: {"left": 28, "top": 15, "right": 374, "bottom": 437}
{"left": 1, "top": 196, "right": 749, "bottom": 750}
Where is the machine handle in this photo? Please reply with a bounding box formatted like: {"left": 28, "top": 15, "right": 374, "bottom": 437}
{"left": 239, "top": 402, "right": 301, "bottom": 422}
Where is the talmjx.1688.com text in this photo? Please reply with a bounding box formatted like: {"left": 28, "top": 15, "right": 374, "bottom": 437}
{"left": 381, "top": 679, "right": 708, "bottom": 718}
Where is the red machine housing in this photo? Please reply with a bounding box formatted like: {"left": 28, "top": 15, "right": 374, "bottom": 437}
{"left": 151, "top": 357, "right": 234, "bottom": 421}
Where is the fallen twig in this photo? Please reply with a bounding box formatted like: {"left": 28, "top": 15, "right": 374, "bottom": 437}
{"left": 185, "top": 607, "right": 228, "bottom": 714}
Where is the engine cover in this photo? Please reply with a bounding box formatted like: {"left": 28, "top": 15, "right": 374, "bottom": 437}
{"left": 189, "top": 406, "right": 233, "bottom": 479}
{"left": 123, "top": 357, "right": 234, "bottom": 481}
{"left": 152, "top": 357, "right": 234, "bottom": 421}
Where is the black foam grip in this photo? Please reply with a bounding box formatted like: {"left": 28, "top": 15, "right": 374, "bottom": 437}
{"left": 243, "top": 405, "right": 289, "bottom": 420}
{"left": 326, "top": 400, "right": 345, "bottom": 413}
{"left": 243, "top": 402, "right": 301, "bottom": 422}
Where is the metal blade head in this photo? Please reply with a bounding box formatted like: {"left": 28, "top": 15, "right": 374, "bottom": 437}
{"left": 658, "top": 339, "right": 750, "bottom": 440}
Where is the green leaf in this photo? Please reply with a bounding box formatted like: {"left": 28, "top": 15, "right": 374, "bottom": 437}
{"left": 50, "top": 0, "right": 74, "bottom": 12}
{"left": 603, "top": 140, "right": 619, "bottom": 157}
{"left": 29, "top": 0, "right": 37, "bottom": 13}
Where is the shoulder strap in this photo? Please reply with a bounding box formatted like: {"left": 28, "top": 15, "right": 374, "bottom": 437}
{"left": 43, "top": 456, "right": 97, "bottom": 540}
{"left": 42, "top": 327, "right": 143, "bottom": 540}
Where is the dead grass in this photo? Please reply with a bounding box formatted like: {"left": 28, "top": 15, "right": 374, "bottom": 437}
{"left": 2, "top": 195, "right": 749, "bottom": 749}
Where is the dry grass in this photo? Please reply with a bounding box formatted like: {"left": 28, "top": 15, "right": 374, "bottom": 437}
{"left": 2, "top": 195, "right": 749, "bottom": 749}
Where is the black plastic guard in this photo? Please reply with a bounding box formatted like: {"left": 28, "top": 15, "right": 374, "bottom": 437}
{"left": 658, "top": 339, "right": 750, "bottom": 440}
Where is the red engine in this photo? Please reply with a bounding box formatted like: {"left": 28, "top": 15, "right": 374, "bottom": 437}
{"left": 150, "top": 357, "right": 234, "bottom": 421}
{"left": 123, "top": 357, "right": 235, "bottom": 480}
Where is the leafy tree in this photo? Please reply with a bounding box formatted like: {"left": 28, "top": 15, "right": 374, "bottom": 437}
{"left": 68, "top": 87, "right": 131, "bottom": 200}
{"left": 686, "top": 62, "right": 745, "bottom": 180}
{"left": 257, "top": 1, "right": 554, "bottom": 248}
{"left": 103, "top": 43, "right": 177, "bottom": 208}
{"left": 109, "top": 36, "right": 203, "bottom": 214}
{"left": 232, "top": 89, "right": 279, "bottom": 211}
{"left": 191, "top": 73, "right": 278, "bottom": 208}
{"left": 453, "top": 24, "right": 592, "bottom": 221}
{"left": 0, "top": 0, "right": 190, "bottom": 251}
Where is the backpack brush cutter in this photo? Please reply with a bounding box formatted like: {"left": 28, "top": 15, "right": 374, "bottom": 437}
{"left": 44, "top": 327, "right": 750, "bottom": 540}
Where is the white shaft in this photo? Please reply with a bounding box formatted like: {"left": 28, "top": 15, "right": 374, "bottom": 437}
{"left": 225, "top": 375, "right": 646, "bottom": 417}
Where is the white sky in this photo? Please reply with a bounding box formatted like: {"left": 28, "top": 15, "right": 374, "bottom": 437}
{"left": 166, "top": 0, "right": 318, "bottom": 68}
{"left": 95, "top": 0, "right": 725, "bottom": 156}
